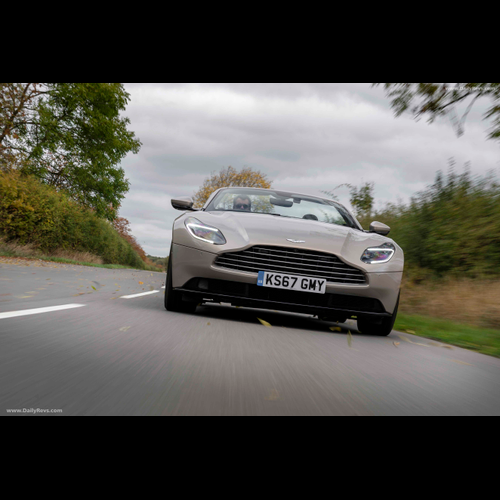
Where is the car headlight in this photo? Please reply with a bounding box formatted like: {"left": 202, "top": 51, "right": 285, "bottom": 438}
{"left": 185, "top": 217, "right": 226, "bottom": 245}
{"left": 361, "top": 243, "right": 395, "bottom": 264}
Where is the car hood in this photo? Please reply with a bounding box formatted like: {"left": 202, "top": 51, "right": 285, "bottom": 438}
{"left": 175, "top": 211, "right": 404, "bottom": 273}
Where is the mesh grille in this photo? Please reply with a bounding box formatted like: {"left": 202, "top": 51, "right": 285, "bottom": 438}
{"left": 214, "top": 246, "right": 366, "bottom": 284}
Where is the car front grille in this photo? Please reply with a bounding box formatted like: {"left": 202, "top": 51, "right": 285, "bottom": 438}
{"left": 213, "top": 246, "right": 367, "bottom": 284}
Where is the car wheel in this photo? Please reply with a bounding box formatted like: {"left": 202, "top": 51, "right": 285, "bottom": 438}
{"left": 357, "top": 293, "right": 399, "bottom": 337}
{"left": 164, "top": 247, "right": 197, "bottom": 314}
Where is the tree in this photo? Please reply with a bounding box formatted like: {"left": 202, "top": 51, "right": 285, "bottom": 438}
{"left": 0, "top": 83, "right": 141, "bottom": 220}
{"left": 373, "top": 83, "right": 500, "bottom": 143}
{"left": 192, "top": 165, "right": 272, "bottom": 208}
{"left": 0, "top": 83, "right": 43, "bottom": 169}
{"left": 323, "top": 182, "right": 375, "bottom": 221}
{"left": 112, "top": 215, "right": 147, "bottom": 262}
{"left": 112, "top": 214, "right": 165, "bottom": 270}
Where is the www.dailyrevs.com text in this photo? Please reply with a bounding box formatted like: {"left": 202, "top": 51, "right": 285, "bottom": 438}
{"left": 6, "top": 408, "right": 63, "bottom": 414}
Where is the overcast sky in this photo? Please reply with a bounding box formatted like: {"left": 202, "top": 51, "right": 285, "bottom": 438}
{"left": 119, "top": 83, "right": 500, "bottom": 257}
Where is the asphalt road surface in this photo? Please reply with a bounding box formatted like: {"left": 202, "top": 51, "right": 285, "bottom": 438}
{"left": 1, "top": 257, "right": 500, "bottom": 416}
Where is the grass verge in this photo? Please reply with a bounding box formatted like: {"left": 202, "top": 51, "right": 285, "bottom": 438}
{"left": 394, "top": 313, "right": 500, "bottom": 359}
{"left": 0, "top": 250, "right": 161, "bottom": 271}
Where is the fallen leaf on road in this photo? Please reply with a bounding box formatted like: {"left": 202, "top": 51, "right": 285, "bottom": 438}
{"left": 393, "top": 342, "right": 400, "bottom": 347}
{"left": 138, "top": 281, "right": 144, "bottom": 285}
{"left": 330, "top": 326, "right": 342, "bottom": 332}
{"left": 91, "top": 286, "right": 96, "bottom": 291}
{"left": 451, "top": 360, "right": 472, "bottom": 366}
{"left": 207, "top": 322, "right": 210, "bottom": 326}
{"left": 406, "top": 330, "right": 416, "bottom": 334}
{"left": 257, "top": 318, "right": 272, "bottom": 327}
{"left": 119, "top": 326, "right": 131, "bottom": 332}
{"left": 347, "top": 330, "right": 353, "bottom": 348}
{"left": 265, "top": 389, "right": 281, "bottom": 401}
{"left": 397, "top": 334, "right": 430, "bottom": 348}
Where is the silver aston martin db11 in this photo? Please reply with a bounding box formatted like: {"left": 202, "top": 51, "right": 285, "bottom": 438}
{"left": 165, "top": 187, "right": 404, "bottom": 336}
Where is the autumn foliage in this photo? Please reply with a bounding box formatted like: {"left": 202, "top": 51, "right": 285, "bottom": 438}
{"left": 0, "top": 170, "right": 150, "bottom": 269}
{"left": 0, "top": 83, "right": 153, "bottom": 270}
{"left": 192, "top": 166, "right": 272, "bottom": 208}
{"left": 112, "top": 215, "right": 162, "bottom": 270}
{"left": 1, "top": 83, "right": 141, "bottom": 221}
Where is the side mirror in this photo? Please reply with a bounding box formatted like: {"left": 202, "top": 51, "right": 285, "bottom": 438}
{"left": 171, "top": 197, "right": 197, "bottom": 211}
{"left": 369, "top": 221, "right": 390, "bottom": 235}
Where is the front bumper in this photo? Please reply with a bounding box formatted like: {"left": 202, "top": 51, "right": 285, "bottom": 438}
{"left": 171, "top": 244, "right": 402, "bottom": 316}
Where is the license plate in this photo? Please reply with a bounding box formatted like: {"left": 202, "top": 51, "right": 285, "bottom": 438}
{"left": 257, "top": 271, "right": 326, "bottom": 294}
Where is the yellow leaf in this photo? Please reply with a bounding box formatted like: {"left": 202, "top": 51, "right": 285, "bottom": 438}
{"left": 138, "top": 281, "right": 144, "bottom": 285}
{"left": 265, "top": 389, "right": 281, "bottom": 401}
{"left": 347, "top": 330, "right": 353, "bottom": 348}
{"left": 330, "top": 326, "right": 342, "bottom": 332}
{"left": 257, "top": 318, "right": 272, "bottom": 327}
{"left": 451, "top": 360, "right": 472, "bottom": 366}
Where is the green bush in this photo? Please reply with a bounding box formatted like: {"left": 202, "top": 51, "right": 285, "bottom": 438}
{"left": 365, "top": 168, "right": 500, "bottom": 278}
{"left": 0, "top": 170, "right": 147, "bottom": 269}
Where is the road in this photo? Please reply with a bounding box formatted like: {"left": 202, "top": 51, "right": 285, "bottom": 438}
{"left": 1, "top": 257, "right": 500, "bottom": 416}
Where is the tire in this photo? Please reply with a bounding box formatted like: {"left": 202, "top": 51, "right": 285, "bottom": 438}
{"left": 164, "top": 247, "right": 197, "bottom": 314}
{"left": 357, "top": 293, "right": 399, "bottom": 337}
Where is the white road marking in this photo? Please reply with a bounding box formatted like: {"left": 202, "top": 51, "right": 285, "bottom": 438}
{"left": 120, "top": 291, "right": 160, "bottom": 299}
{"left": 0, "top": 304, "right": 86, "bottom": 320}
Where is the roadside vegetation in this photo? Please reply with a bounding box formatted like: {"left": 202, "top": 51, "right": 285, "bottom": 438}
{"left": 0, "top": 83, "right": 162, "bottom": 272}
{"left": 394, "top": 314, "right": 500, "bottom": 359}
{"left": 147, "top": 255, "right": 169, "bottom": 271}
{"left": 325, "top": 161, "right": 500, "bottom": 353}
{"left": 0, "top": 171, "right": 160, "bottom": 271}
{"left": 368, "top": 164, "right": 500, "bottom": 332}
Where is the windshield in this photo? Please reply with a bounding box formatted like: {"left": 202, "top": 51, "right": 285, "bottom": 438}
{"left": 205, "top": 188, "right": 359, "bottom": 229}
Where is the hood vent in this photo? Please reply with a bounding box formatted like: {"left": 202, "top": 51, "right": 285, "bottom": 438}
{"left": 214, "top": 246, "right": 367, "bottom": 285}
